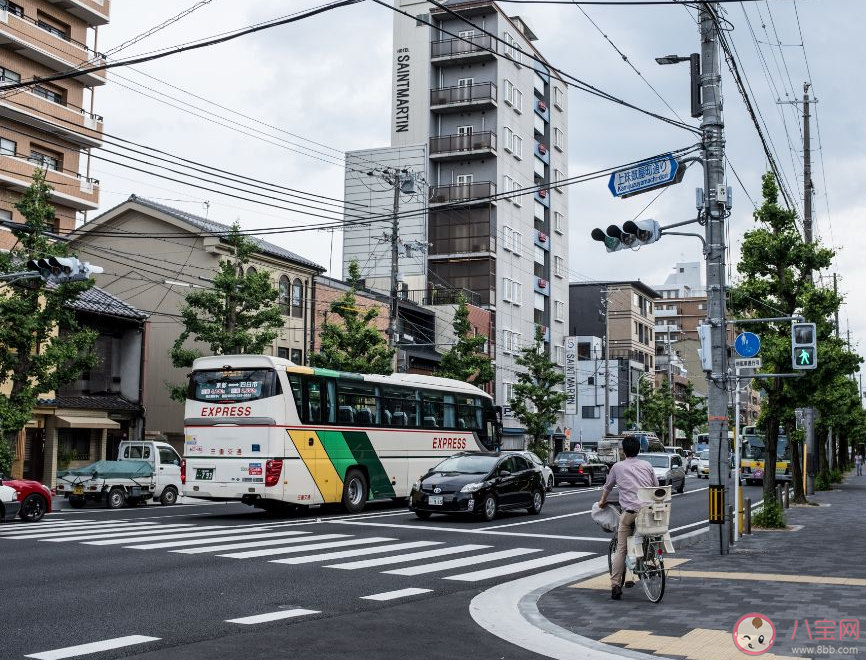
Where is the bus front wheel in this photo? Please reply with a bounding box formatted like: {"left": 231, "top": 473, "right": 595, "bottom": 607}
{"left": 342, "top": 469, "right": 368, "bottom": 514}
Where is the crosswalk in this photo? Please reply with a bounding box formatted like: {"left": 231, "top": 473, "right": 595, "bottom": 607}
{"left": 0, "top": 518, "right": 594, "bottom": 583}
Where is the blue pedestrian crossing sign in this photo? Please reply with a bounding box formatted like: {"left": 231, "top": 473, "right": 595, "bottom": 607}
{"left": 734, "top": 332, "right": 761, "bottom": 358}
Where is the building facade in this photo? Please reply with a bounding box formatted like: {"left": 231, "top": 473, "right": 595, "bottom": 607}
{"left": 345, "top": 0, "right": 569, "bottom": 443}
{"left": 68, "top": 195, "right": 324, "bottom": 444}
{"left": 0, "top": 0, "right": 108, "bottom": 248}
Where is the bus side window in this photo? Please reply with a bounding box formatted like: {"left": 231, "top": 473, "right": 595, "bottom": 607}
{"left": 288, "top": 375, "right": 303, "bottom": 420}
{"left": 303, "top": 378, "right": 326, "bottom": 424}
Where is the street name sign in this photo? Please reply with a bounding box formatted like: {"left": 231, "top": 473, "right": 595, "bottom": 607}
{"left": 734, "top": 332, "right": 761, "bottom": 358}
{"left": 608, "top": 153, "right": 680, "bottom": 198}
{"left": 734, "top": 358, "right": 762, "bottom": 369}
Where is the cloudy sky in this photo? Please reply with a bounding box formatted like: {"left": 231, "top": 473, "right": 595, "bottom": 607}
{"left": 94, "top": 0, "right": 865, "bottom": 362}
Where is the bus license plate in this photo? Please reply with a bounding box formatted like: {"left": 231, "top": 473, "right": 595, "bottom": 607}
{"left": 196, "top": 468, "right": 214, "bottom": 481}
{"left": 428, "top": 496, "right": 444, "bottom": 506}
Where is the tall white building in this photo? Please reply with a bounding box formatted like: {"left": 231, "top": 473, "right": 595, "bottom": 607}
{"left": 344, "top": 0, "right": 570, "bottom": 444}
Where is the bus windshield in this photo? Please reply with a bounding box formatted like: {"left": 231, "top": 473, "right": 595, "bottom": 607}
{"left": 187, "top": 368, "right": 279, "bottom": 403}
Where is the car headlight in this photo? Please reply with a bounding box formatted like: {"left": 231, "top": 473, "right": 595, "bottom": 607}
{"left": 411, "top": 480, "right": 421, "bottom": 492}
{"left": 460, "top": 482, "right": 485, "bottom": 493}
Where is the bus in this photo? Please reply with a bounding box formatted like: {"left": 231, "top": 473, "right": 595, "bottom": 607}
{"left": 182, "top": 355, "right": 501, "bottom": 513}
{"left": 739, "top": 426, "right": 791, "bottom": 485}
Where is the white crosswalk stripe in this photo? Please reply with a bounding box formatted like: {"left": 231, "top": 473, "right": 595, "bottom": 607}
{"left": 0, "top": 520, "right": 158, "bottom": 535}
{"left": 84, "top": 527, "right": 271, "bottom": 546}
{"left": 1, "top": 523, "right": 188, "bottom": 540}
{"left": 218, "top": 536, "right": 397, "bottom": 559}
{"left": 126, "top": 530, "right": 313, "bottom": 550}
{"left": 383, "top": 547, "right": 541, "bottom": 576}
{"left": 326, "top": 544, "right": 491, "bottom": 570}
{"left": 271, "top": 540, "right": 443, "bottom": 565}
{"left": 171, "top": 533, "right": 349, "bottom": 555}
{"left": 443, "top": 551, "right": 593, "bottom": 581}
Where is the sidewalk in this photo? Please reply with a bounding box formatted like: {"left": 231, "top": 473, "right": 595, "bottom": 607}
{"left": 534, "top": 474, "right": 866, "bottom": 660}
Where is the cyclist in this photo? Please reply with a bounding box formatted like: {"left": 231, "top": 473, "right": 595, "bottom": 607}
{"left": 598, "top": 435, "right": 658, "bottom": 600}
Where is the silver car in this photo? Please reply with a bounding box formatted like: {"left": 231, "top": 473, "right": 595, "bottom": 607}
{"left": 637, "top": 452, "right": 686, "bottom": 493}
{"left": 519, "top": 451, "right": 555, "bottom": 492}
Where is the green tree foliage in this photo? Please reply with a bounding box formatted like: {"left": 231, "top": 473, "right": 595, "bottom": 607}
{"left": 509, "top": 326, "right": 567, "bottom": 461}
{"left": 625, "top": 378, "right": 676, "bottom": 442}
{"left": 169, "top": 223, "right": 284, "bottom": 400}
{"left": 435, "top": 294, "right": 493, "bottom": 386}
{"left": 729, "top": 172, "right": 859, "bottom": 504}
{"left": 677, "top": 382, "right": 708, "bottom": 447}
{"left": 310, "top": 260, "right": 393, "bottom": 374}
{"left": 0, "top": 170, "right": 98, "bottom": 473}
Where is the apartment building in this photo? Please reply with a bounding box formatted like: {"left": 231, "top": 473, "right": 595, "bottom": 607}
{"left": 344, "top": 0, "right": 569, "bottom": 443}
{"left": 0, "top": 0, "right": 108, "bottom": 249}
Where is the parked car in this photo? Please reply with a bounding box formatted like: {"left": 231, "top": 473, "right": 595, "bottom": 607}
{"left": 637, "top": 452, "right": 686, "bottom": 493}
{"left": 0, "top": 483, "right": 21, "bottom": 522}
{"left": 552, "top": 451, "right": 609, "bottom": 487}
{"left": 516, "top": 450, "right": 554, "bottom": 492}
{"left": 664, "top": 446, "right": 686, "bottom": 458}
{"left": 409, "top": 452, "right": 545, "bottom": 522}
{"left": 697, "top": 449, "right": 710, "bottom": 478}
{"left": 0, "top": 476, "right": 52, "bottom": 522}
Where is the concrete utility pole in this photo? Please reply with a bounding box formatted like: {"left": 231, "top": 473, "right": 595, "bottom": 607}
{"left": 666, "top": 330, "right": 675, "bottom": 445}
{"left": 802, "top": 83, "right": 818, "bottom": 494}
{"left": 603, "top": 290, "right": 611, "bottom": 437}
{"left": 698, "top": 2, "right": 731, "bottom": 555}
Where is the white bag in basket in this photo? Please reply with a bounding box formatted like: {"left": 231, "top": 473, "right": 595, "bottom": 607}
{"left": 591, "top": 502, "right": 620, "bottom": 533}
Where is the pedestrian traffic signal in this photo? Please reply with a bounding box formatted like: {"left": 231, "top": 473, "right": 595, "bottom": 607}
{"left": 791, "top": 322, "right": 817, "bottom": 370}
{"left": 25, "top": 256, "right": 102, "bottom": 283}
{"left": 590, "top": 219, "right": 661, "bottom": 253}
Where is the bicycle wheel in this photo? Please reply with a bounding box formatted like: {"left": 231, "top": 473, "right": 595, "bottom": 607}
{"left": 607, "top": 536, "right": 624, "bottom": 587}
{"left": 640, "top": 538, "right": 666, "bottom": 603}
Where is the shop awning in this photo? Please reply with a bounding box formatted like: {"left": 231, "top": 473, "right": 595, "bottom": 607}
{"left": 55, "top": 415, "right": 120, "bottom": 429}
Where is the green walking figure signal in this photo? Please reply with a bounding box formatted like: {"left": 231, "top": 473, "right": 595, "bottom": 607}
{"left": 791, "top": 322, "right": 817, "bottom": 370}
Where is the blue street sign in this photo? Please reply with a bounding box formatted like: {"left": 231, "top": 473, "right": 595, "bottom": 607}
{"left": 735, "top": 332, "right": 761, "bottom": 358}
{"left": 608, "top": 153, "right": 680, "bottom": 198}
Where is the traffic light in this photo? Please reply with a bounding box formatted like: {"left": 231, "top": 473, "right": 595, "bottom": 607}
{"left": 791, "top": 322, "right": 817, "bottom": 370}
{"left": 590, "top": 219, "right": 661, "bottom": 253}
{"left": 25, "top": 256, "right": 102, "bottom": 283}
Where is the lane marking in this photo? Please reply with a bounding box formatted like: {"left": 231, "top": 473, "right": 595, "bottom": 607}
{"left": 327, "top": 544, "right": 491, "bottom": 570}
{"left": 669, "top": 520, "right": 708, "bottom": 533}
{"left": 445, "top": 551, "right": 594, "bottom": 581}
{"left": 24, "top": 635, "right": 160, "bottom": 659}
{"left": 477, "top": 509, "right": 593, "bottom": 530}
{"left": 218, "top": 536, "right": 396, "bottom": 559}
{"left": 83, "top": 527, "right": 270, "bottom": 546}
{"left": 126, "top": 530, "right": 312, "bottom": 550}
{"left": 271, "top": 540, "right": 442, "bottom": 565}
{"left": 172, "top": 533, "right": 350, "bottom": 555}
{"left": 360, "top": 588, "right": 432, "bottom": 601}
{"left": 225, "top": 609, "right": 319, "bottom": 625}
{"left": 384, "top": 548, "right": 541, "bottom": 576}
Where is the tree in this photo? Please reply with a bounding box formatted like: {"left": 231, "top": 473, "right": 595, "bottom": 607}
{"left": 677, "top": 382, "right": 708, "bottom": 448}
{"left": 729, "top": 172, "right": 847, "bottom": 504}
{"left": 509, "top": 326, "right": 567, "bottom": 461}
{"left": 0, "top": 170, "right": 98, "bottom": 473}
{"left": 311, "top": 260, "right": 394, "bottom": 374}
{"left": 435, "top": 294, "right": 493, "bottom": 386}
{"left": 169, "top": 223, "right": 284, "bottom": 400}
{"left": 624, "top": 378, "right": 675, "bottom": 442}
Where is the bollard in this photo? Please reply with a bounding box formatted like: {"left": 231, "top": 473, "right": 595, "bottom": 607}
{"left": 745, "top": 497, "right": 752, "bottom": 534}
{"left": 784, "top": 485, "right": 790, "bottom": 509}
{"left": 728, "top": 505, "right": 735, "bottom": 545}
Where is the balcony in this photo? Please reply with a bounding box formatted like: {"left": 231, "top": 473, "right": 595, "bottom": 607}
{"left": 655, "top": 324, "right": 681, "bottom": 334}
{"left": 654, "top": 307, "right": 679, "bottom": 318}
{"left": 44, "top": 0, "right": 111, "bottom": 26}
{"left": 429, "top": 181, "right": 496, "bottom": 206}
{"left": 402, "top": 286, "right": 481, "bottom": 307}
{"left": 0, "top": 10, "right": 106, "bottom": 85}
{"left": 534, "top": 187, "right": 550, "bottom": 207}
{"left": 0, "top": 155, "right": 99, "bottom": 210}
{"left": 534, "top": 277, "right": 551, "bottom": 297}
{"left": 534, "top": 141, "right": 549, "bottom": 164}
{"left": 0, "top": 90, "right": 103, "bottom": 147}
{"left": 430, "top": 82, "right": 497, "bottom": 112}
{"left": 429, "top": 131, "right": 496, "bottom": 161}
{"left": 431, "top": 35, "right": 496, "bottom": 65}
{"left": 429, "top": 206, "right": 495, "bottom": 256}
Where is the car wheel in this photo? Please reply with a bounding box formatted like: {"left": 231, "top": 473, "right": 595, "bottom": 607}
{"left": 341, "top": 469, "right": 368, "bottom": 514}
{"left": 160, "top": 486, "right": 178, "bottom": 506}
{"left": 68, "top": 496, "right": 85, "bottom": 509}
{"left": 676, "top": 476, "right": 685, "bottom": 494}
{"left": 105, "top": 488, "right": 125, "bottom": 509}
{"left": 19, "top": 493, "right": 48, "bottom": 522}
{"left": 480, "top": 494, "right": 497, "bottom": 522}
{"left": 546, "top": 475, "right": 554, "bottom": 492}
{"left": 415, "top": 510, "right": 432, "bottom": 520}
{"left": 527, "top": 489, "right": 544, "bottom": 515}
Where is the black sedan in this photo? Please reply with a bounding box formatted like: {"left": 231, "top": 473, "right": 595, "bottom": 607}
{"left": 552, "top": 451, "right": 609, "bottom": 486}
{"left": 409, "top": 452, "right": 545, "bottom": 522}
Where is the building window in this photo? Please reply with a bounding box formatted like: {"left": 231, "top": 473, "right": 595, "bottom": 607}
{"left": 512, "top": 178, "right": 522, "bottom": 206}
{"left": 554, "top": 211, "right": 564, "bottom": 234}
{"left": 534, "top": 245, "right": 545, "bottom": 265}
{"left": 291, "top": 278, "right": 303, "bottom": 318}
{"left": 554, "top": 127, "right": 565, "bottom": 151}
{"left": 553, "top": 168, "right": 564, "bottom": 191}
{"left": 512, "top": 135, "right": 523, "bottom": 160}
{"left": 504, "top": 126, "right": 514, "bottom": 154}
{"left": 279, "top": 275, "right": 290, "bottom": 315}
{"left": 0, "top": 138, "right": 16, "bottom": 157}
{"left": 28, "top": 149, "right": 60, "bottom": 171}
{"left": 32, "top": 85, "right": 63, "bottom": 104}
{"left": 534, "top": 200, "right": 545, "bottom": 222}
{"left": 504, "top": 381, "right": 515, "bottom": 404}
{"left": 553, "top": 86, "right": 564, "bottom": 110}
{"left": 502, "top": 277, "right": 522, "bottom": 305}
{"left": 0, "top": 66, "right": 20, "bottom": 85}
{"left": 554, "top": 255, "right": 565, "bottom": 278}
{"left": 290, "top": 348, "right": 303, "bottom": 364}
{"left": 554, "top": 300, "right": 565, "bottom": 322}
{"left": 503, "top": 225, "right": 513, "bottom": 252}
{"left": 504, "top": 32, "right": 523, "bottom": 65}
{"left": 503, "top": 79, "right": 523, "bottom": 112}
{"left": 59, "top": 428, "right": 90, "bottom": 461}
{"left": 582, "top": 406, "right": 599, "bottom": 419}
{"left": 503, "top": 174, "right": 514, "bottom": 200}
{"left": 2, "top": 1, "right": 23, "bottom": 18}
{"left": 277, "top": 347, "right": 289, "bottom": 360}
{"left": 554, "top": 345, "right": 564, "bottom": 366}
{"left": 455, "top": 173, "right": 474, "bottom": 186}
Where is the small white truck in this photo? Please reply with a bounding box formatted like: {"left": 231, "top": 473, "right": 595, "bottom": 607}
{"left": 56, "top": 441, "right": 183, "bottom": 509}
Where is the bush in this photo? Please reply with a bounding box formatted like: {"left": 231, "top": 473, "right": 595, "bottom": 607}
{"left": 815, "top": 471, "right": 831, "bottom": 491}
{"left": 0, "top": 438, "right": 12, "bottom": 476}
{"left": 753, "top": 499, "right": 785, "bottom": 528}
{"left": 830, "top": 469, "right": 843, "bottom": 484}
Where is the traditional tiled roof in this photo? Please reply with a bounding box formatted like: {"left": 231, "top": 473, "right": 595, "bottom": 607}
{"left": 37, "top": 395, "right": 141, "bottom": 411}
{"left": 67, "top": 285, "right": 149, "bottom": 320}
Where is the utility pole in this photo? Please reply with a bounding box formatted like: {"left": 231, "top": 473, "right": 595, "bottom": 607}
{"left": 603, "top": 290, "right": 611, "bottom": 437}
{"left": 666, "top": 330, "right": 675, "bottom": 445}
{"left": 698, "top": 2, "right": 731, "bottom": 555}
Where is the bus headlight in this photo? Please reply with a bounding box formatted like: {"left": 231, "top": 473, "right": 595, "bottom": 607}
{"left": 460, "top": 482, "right": 485, "bottom": 493}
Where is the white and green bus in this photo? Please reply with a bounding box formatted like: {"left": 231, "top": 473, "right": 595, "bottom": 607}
{"left": 182, "top": 355, "right": 501, "bottom": 513}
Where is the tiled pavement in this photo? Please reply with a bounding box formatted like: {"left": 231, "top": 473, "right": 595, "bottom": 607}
{"left": 537, "top": 475, "right": 866, "bottom": 660}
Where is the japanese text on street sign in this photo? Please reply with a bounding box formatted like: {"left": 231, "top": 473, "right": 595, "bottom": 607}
{"left": 608, "top": 154, "right": 679, "bottom": 198}
{"left": 734, "top": 358, "right": 762, "bottom": 369}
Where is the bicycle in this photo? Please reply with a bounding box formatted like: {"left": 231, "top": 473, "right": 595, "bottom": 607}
{"left": 604, "top": 485, "right": 672, "bottom": 603}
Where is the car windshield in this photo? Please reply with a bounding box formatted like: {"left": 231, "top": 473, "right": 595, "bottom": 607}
{"left": 638, "top": 455, "right": 670, "bottom": 468}
{"left": 699, "top": 451, "right": 710, "bottom": 460}
{"left": 432, "top": 455, "right": 498, "bottom": 474}
{"left": 556, "top": 452, "right": 586, "bottom": 463}
{"left": 525, "top": 452, "right": 543, "bottom": 466}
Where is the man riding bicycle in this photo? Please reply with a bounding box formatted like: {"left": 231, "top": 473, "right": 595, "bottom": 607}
{"left": 598, "top": 436, "right": 658, "bottom": 600}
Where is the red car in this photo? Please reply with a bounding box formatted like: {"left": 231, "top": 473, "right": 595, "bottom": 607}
{"left": 1, "top": 477, "right": 52, "bottom": 522}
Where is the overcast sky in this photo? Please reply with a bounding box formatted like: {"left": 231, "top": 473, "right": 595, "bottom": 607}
{"left": 95, "top": 0, "right": 866, "bottom": 367}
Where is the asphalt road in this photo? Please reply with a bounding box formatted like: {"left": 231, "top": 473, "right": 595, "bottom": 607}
{"left": 0, "top": 474, "right": 764, "bottom": 660}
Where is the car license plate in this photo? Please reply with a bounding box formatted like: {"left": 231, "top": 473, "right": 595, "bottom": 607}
{"left": 559, "top": 466, "right": 568, "bottom": 472}
{"left": 428, "top": 495, "right": 444, "bottom": 506}
{"left": 73, "top": 485, "right": 84, "bottom": 495}
{"left": 196, "top": 468, "right": 214, "bottom": 481}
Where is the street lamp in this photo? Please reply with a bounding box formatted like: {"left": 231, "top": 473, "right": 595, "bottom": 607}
{"left": 655, "top": 52, "right": 702, "bottom": 119}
